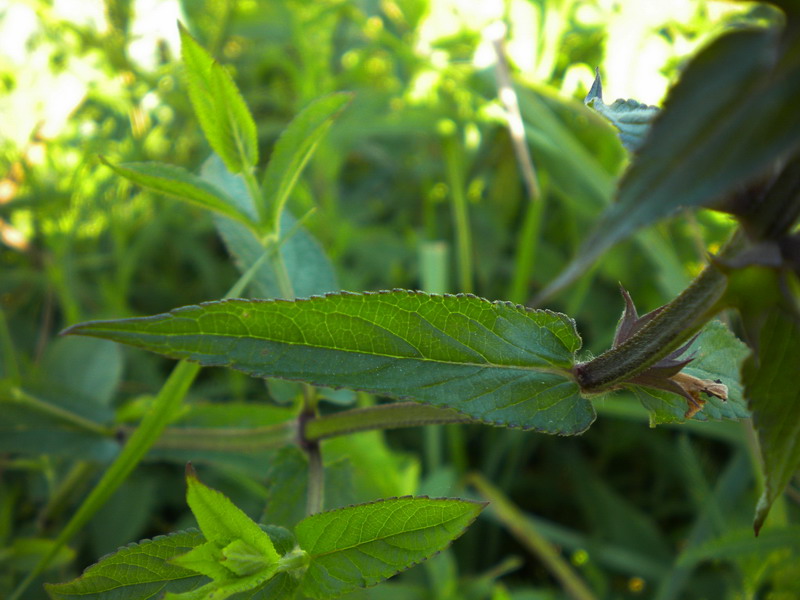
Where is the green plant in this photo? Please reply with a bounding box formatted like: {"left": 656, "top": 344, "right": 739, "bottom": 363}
{"left": 4, "top": 2, "right": 800, "bottom": 598}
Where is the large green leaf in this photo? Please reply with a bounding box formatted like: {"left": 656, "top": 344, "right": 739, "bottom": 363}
{"left": 296, "top": 496, "right": 485, "bottom": 599}
{"left": 179, "top": 23, "right": 258, "bottom": 174}
{"left": 631, "top": 320, "right": 751, "bottom": 425}
{"left": 62, "top": 291, "right": 592, "bottom": 434}
{"left": 744, "top": 309, "right": 800, "bottom": 534}
{"left": 262, "top": 93, "right": 352, "bottom": 232}
{"left": 101, "top": 159, "right": 256, "bottom": 229}
{"left": 201, "top": 154, "right": 338, "bottom": 298}
{"left": 544, "top": 25, "right": 800, "bottom": 295}
{"left": 45, "top": 530, "right": 207, "bottom": 600}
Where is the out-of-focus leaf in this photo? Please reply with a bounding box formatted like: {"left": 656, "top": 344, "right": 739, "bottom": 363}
{"left": 101, "top": 159, "right": 256, "bottom": 228}
{"left": 0, "top": 383, "right": 118, "bottom": 461}
{"left": 744, "top": 309, "right": 800, "bottom": 534}
{"left": 261, "top": 447, "right": 356, "bottom": 531}
{"left": 631, "top": 320, "right": 751, "bottom": 425}
{"left": 262, "top": 93, "right": 351, "bottom": 231}
{"left": 201, "top": 154, "right": 338, "bottom": 299}
{"left": 41, "top": 337, "right": 122, "bottom": 406}
{"left": 296, "top": 497, "right": 485, "bottom": 599}
{"left": 584, "top": 69, "right": 659, "bottom": 152}
{"left": 179, "top": 24, "right": 258, "bottom": 174}
{"left": 676, "top": 526, "right": 800, "bottom": 566}
{"left": 62, "top": 291, "right": 592, "bottom": 434}
{"left": 543, "top": 26, "right": 800, "bottom": 296}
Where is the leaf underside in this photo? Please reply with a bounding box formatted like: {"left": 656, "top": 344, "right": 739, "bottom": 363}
{"left": 63, "top": 291, "right": 593, "bottom": 434}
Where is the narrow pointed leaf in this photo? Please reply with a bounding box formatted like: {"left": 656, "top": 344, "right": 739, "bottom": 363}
{"left": 262, "top": 93, "right": 351, "bottom": 230}
{"left": 185, "top": 466, "right": 279, "bottom": 563}
{"left": 44, "top": 530, "right": 207, "bottom": 600}
{"left": 295, "top": 496, "right": 485, "bottom": 599}
{"left": 179, "top": 23, "right": 258, "bottom": 173}
{"left": 102, "top": 159, "right": 256, "bottom": 228}
{"left": 584, "top": 69, "right": 659, "bottom": 152}
{"left": 744, "top": 309, "right": 800, "bottom": 534}
{"left": 62, "top": 291, "right": 592, "bottom": 434}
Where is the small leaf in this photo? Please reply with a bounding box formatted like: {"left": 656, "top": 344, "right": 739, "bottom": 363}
{"left": 184, "top": 465, "right": 279, "bottom": 563}
{"left": 262, "top": 93, "right": 351, "bottom": 230}
{"left": 63, "top": 291, "right": 592, "bottom": 434}
{"left": 744, "top": 309, "right": 800, "bottom": 534}
{"left": 44, "top": 530, "right": 207, "bottom": 600}
{"left": 102, "top": 159, "right": 256, "bottom": 228}
{"left": 631, "top": 320, "right": 751, "bottom": 425}
{"left": 295, "top": 496, "right": 485, "bottom": 599}
{"left": 584, "top": 68, "right": 659, "bottom": 152}
{"left": 179, "top": 23, "right": 258, "bottom": 173}
{"left": 170, "top": 540, "right": 230, "bottom": 582}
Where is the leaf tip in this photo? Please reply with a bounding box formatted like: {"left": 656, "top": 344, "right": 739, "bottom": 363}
{"left": 185, "top": 461, "right": 197, "bottom": 481}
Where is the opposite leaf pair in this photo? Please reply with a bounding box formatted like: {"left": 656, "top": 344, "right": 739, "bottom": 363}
{"left": 46, "top": 464, "right": 484, "bottom": 600}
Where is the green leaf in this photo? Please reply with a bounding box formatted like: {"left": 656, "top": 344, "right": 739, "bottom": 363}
{"left": 584, "top": 69, "right": 659, "bottom": 152}
{"left": 631, "top": 320, "right": 751, "bottom": 425}
{"left": 44, "top": 530, "right": 207, "bottom": 600}
{"left": 63, "top": 291, "right": 592, "bottom": 434}
{"left": 201, "top": 154, "right": 338, "bottom": 298}
{"left": 744, "top": 309, "right": 800, "bottom": 534}
{"left": 262, "top": 93, "right": 351, "bottom": 231}
{"left": 296, "top": 496, "right": 485, "bottom": 599}
{"left": 184, "top": 465, "right": 279, "bottom": 564}
{"left": 102, "top": 159, "right": 256, "bottom": 228}
{"left": 545, "top": 26, "right": 800, "bottom": 294}
{"left": 676, "top": 526, "right": 800, "bottom": 567}
{"left": 0, "top": 382, "right": 117, "bottom": 461}
{"left": 41, "top": 336, "right": 122, "bottom": 406}
{"left": 179, "top": 23, "right": 258, "bottom": 174}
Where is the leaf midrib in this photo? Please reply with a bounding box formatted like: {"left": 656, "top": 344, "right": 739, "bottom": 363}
{"left": 306, "top": 510, "right": 472, "bottom": 560}
{"left": 140, "top": 326, "right": 572, "bottom": 376}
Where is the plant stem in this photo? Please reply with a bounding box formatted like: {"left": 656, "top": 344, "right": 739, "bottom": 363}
{"left": 1, "top": 386, "right": 114, "bottom": 437}
{"left": 243, "top": 169, "right": 268, "bottom": 227}
{"left": 443, "top": 133, "right": 474, "bottom": 294}
{"left": 468, "top": 473, "right": 598, "bottom": 600}
{"left": 135, "top": 420, "right": 297, "bottom": 452}
{"left": 305, "top": 438, "right": 324, "bottom": 516}
{"left": 574, "top": 261, "right": 728, "bottom": 393}
{"left": 303, "top": 402, "right": 471, "bottom": 441}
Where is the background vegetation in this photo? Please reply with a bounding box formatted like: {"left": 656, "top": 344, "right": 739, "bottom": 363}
{"left": 1, "top": 0, "right": 797, "bottom": 598}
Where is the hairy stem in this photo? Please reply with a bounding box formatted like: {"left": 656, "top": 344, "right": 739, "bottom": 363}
{"left": 575, "top": 262, "right": 727, "bottom": 393}
{"left": 303, "top": 402, "right": 471, "bottom": 442}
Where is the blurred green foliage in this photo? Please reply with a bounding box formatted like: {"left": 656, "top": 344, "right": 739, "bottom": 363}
{"left": 1, "top": 1, "right": 797, "bottom": 599}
